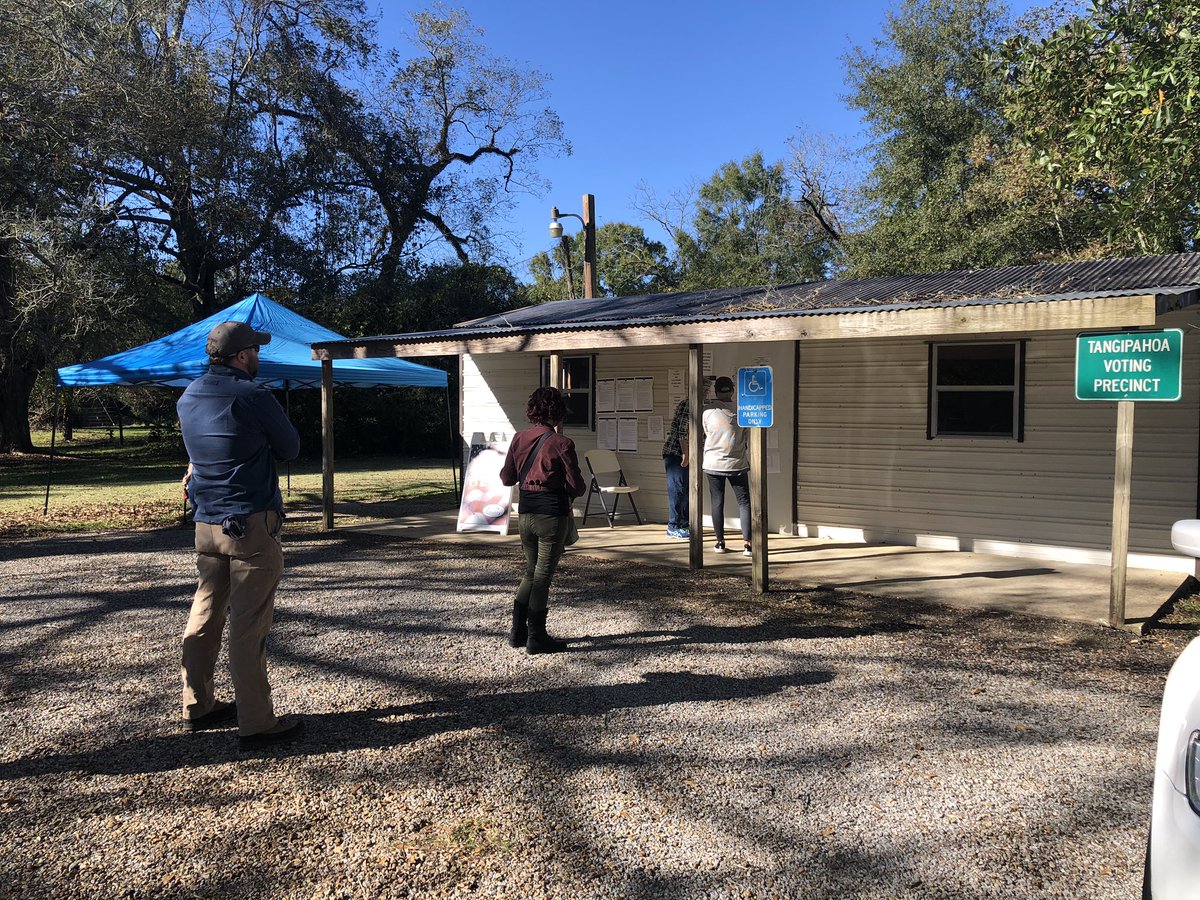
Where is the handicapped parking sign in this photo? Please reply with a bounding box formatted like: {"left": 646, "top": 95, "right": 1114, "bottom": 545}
{"left": 737, "top": 366, "right": 773, "bottom": 427}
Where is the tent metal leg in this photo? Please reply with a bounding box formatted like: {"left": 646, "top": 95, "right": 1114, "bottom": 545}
{"left": 444, "top": 386, "right": 459, "bottom": 499}
{"left": 43, "top": 389, "right": 60, "bottom": 515}
{"left": 321, "top": 360, "right": 335, "bottom": 530}
{"left": 285, "top": 381, "right": 291, "bottom": 495}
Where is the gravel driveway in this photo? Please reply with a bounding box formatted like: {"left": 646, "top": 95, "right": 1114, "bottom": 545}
{"left": 0, "top": 527, "right": 1191, "bottom": 899}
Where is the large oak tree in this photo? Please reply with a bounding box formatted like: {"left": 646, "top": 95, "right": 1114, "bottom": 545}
{"left": 0, "top": 0, "right": 565, "bottom": 451}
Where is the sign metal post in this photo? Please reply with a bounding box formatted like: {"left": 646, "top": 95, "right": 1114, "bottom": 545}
{"left": 738, "top": 367, "right": 773, "bottom": 593}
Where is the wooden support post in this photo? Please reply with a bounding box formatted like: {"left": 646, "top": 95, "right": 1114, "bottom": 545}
{"left": 750, "top": 425, "right": 768, "bottom": 593}
{"left": 688, "top": 344, "right": 704, "bottom": 570}
{"left": 1110, "top": 400, "right": 1134, "bottom": 627}
{"left": 549, "top": 352, "right": 563, "bottom": 434}
{"left": 321, "top": 358, "right": 335, "bottom": 531}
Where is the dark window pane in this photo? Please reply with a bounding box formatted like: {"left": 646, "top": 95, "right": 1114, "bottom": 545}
{"left": 563, "top": 357, "right": 591, "bottom": 389}
{"left": 937, "top": 344, "right": 1015, "bottom": 386}
{"left": 937, "top": 391, "right": 1014, "bottom": 435}
{"left": 540, "top": 356, "right": 593, "bottom": 429}
{"left": 562, "top": 394, "right": 589, "bottom": 426}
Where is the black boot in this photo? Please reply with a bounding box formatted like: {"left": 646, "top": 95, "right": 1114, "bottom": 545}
{"left": 526, "top": 608, "right": 566, "bottom": 655}
{"left": 507, "top": 601, "right": 528, "bottom": 648}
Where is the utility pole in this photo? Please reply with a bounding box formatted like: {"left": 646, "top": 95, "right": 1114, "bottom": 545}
{"left": 549, "top": 194, "right": 598, "bottom": 299}
{"left": 582, "top": 193, "right": 597, "bottom": 299}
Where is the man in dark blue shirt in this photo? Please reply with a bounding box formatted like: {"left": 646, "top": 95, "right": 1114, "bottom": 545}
{"left": 177, "top": 320, "right": 303, "bottom": 750}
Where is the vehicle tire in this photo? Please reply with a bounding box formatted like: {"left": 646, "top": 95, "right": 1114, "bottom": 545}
{"left": 1141, "top": 826, "right": 1152, "bottom": 900}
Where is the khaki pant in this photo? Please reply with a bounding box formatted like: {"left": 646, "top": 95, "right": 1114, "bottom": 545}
{"left": 181, "top": 510, "right": 283, "bottom": 736}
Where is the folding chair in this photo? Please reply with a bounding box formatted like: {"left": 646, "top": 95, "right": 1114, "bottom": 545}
{"left": 582, "top": 448, "right": 643, "bottom": 527}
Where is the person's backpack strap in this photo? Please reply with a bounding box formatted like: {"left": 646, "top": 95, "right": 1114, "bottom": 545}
{"left": 518, "top": 431, "right": 555, "bottom": 486}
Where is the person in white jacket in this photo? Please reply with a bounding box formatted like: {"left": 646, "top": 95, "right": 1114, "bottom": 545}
{"left": 702, "top": 376, "right": 752, "bottom": 556}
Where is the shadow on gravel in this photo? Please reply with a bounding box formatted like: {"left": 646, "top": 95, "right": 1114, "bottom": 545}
{"left": 0, "top": 528, "right": 192, "bottom": 562}
{"left": 574, "top": 618, "right": 918, "bottom": 650}
{"left": 0, "top": 667, "right": 835, "bottom": 779}
{"left": 0, "top": 524, "right": 400, "bottom": 565}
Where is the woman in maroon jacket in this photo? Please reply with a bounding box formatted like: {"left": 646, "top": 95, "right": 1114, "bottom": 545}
{"left": 499, "top": 387, "right": 587, "bottom": 654}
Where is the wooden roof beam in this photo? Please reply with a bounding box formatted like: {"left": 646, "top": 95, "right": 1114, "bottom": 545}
{"left": 311, "top": 295, "right": 1158, "bottom": 360}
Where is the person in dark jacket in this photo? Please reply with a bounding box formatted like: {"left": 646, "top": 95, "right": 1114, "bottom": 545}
{"left": 176, "top": 320, "right": 303, "bottom": 749}
{"left": 499, "top": 386, "right": 586, "bottom": 654}
{"left": 661, "top": 398, "right": 691, "bottom": 539}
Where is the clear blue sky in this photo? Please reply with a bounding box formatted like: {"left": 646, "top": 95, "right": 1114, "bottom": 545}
{"left": 377, "top": 1, "right": 1040, "bottom": 275}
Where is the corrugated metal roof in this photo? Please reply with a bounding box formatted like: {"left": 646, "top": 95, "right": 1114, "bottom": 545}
{"left": 314, "top": 252, "right": 1200, "bottom": 348}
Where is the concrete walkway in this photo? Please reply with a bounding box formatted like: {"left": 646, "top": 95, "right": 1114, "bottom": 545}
{"left": 337, "top": 512, "right": 1190, "bottom": 629}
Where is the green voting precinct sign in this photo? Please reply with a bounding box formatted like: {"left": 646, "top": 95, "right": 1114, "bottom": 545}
{"left": 1075, "top": 329, "right": 1183, "bottom": 401}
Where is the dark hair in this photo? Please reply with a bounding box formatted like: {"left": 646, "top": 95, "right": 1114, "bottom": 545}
{"left": 526, "top": 386, "right": 566, "bottom": 425}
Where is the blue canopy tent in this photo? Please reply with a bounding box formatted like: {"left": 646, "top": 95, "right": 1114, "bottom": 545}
{"left": 57, "top": 293, "right": 448, "bottom": 389}
{"left": 49, "top": 293, "right": 455, "bottom": 512}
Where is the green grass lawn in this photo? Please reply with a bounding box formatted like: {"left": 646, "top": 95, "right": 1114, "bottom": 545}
{"left": 0, "top": 427, "right": 458, "bottom": 536}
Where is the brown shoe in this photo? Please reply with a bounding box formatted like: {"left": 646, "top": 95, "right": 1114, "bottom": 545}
{"left": 238, "top": 715, "right": 304, "bottom": 750}
{"left": 185, "top": 700, "right": 237, "bottom": 732}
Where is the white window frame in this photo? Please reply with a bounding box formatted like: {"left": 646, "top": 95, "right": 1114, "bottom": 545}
{"left": 539, "top": 354, "right": 595, "bottom": 431}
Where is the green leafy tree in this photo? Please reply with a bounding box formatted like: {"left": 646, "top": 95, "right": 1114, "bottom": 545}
{"left": 396, "top": 262, "right": 528, "bottom": 333}
{"left": 842, "top": 0, "right": 1088, "bottom": 276}
{"left": 73, "top": 0, "right": 370, "bottom": 320}
{"left": 275, "top": 7, "right": 568, "bottom": 287}
{"left": 1002, "top": 0, "right": 1200, "bottom": 254}
{"left": 528, "top": 222, "right": 676, "bottom": 301}
{"left": 673, "top": 153, "right": 837, "bottom": 290}
{"left": 287, "top": 261, "right": 528, "bottom": 457}
{"left": 0, "top": 2, "right": 160, "bottom": 451}
{"left": 0, "top": 0, "right": 564, "bottom": 450}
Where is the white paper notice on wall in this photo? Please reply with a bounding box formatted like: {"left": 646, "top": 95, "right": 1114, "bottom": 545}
{"left": 767, "top": 452, "right": 780, "bottom": 474}
{"left": 598, "top": 418, "right": 618, "bottom": 450}
{"left": 616, "top": 378, "right": 637, "bottom": 411}
{"left": 596, "top": 379, "right": 615, "bottom": 413}
{"left": 647, "top": 415, "right": 664, "bottom": 442}
{"left": 617, "top": 417, "right": 638, "bottom": 451}
{"left": 703, "top": 351, "right": 713, "bottom": 375}
{"left": 767, "top": 429, "right": 778, "bottom": 449}
{"left": 636, "top": 377, "right": 653, "bottom": 411}
{"left": 668, "top": 367, "right": 685, "bottom": 408}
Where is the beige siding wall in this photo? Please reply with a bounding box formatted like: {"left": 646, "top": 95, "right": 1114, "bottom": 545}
{"left": 796, "top": 310, "right": 1200, "bottom": 570}
{"left": 465, "top": 348, "right": 690, "bottom": 523}
{"left": 567, "top": 347, "right": 688, "bottom": 524}
{"left": 464, "top": 308, "right": 1199, "bottom": 570}
{"left": 461, "top": 352, "right": 532, "bottom": 447}
{"left": 465, "top": 344, "right": 797, "bottom": 530}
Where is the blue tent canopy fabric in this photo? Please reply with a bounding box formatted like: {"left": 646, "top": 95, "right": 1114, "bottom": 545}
{"left": 56, "top": 293, "right": 447, "bottom": 390}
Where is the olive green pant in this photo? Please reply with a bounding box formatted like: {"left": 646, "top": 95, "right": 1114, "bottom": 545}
{"left": 515, "top": 513, "right": 569, "bottom": 612}
{"left": 181, "top": 510, "right": 283, "bottom": 736}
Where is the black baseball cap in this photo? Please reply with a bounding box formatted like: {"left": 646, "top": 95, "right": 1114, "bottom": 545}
{"left": 714, "top": 376, "right": 734, "bottom": 394}
{"left": 206, "top": 321, "right": 271, "bottom": 357}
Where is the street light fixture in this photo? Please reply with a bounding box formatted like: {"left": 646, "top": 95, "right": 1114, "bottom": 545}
{"left": 548, "top": 193, "right": 597, "bottom": 299}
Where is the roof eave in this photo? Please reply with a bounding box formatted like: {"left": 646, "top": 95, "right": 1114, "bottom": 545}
{"left": 312, "top": 293, "right": 1162, "bottom": 360}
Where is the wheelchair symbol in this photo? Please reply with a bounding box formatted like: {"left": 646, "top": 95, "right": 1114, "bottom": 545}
{"left": 745, "top": 371, "right": 764, "bottom": 393}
